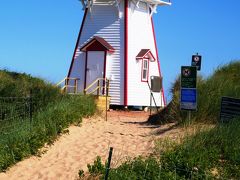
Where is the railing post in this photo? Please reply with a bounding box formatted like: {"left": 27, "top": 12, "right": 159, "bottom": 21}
{"left": 97, "top": 79, "right": 100, "bottom": 96}
{"left": 65, "top": 78, "right": 68, "bottom": 93}
{"left": 105, "top": 79, "right": 108, "bottom": 121}
{"left": 107, "top": 79, "right": 110, "bottom": 96}
{"left": 74, "top": 79, "right": 77, "bottom": 94}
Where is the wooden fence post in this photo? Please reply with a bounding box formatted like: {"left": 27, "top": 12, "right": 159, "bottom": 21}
{"left": 104, "top": 147, "right": 113, "bottom": 180}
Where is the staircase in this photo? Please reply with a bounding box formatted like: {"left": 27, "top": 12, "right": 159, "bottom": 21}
{"left": 57, "top": 77, "right": 111, "bottom": 111}
{"left": 84, "top": 78, "right": 111, "bottom": 111}
{"left": 56, "top": 77, "right": 80, "bottom": 94}
{"left": 95, "top": 95, "right": 111, "bottom": 111}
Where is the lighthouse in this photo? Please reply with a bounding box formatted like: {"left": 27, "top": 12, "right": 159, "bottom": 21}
{"left": 67, "top": 0, "right": 171, "bottom": 108}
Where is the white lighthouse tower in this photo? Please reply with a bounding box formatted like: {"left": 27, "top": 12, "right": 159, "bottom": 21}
{"left": 67, "top": 0, "right": 171, "bottom": 108}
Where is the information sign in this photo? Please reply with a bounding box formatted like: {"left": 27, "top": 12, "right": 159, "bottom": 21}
{"left": 220, "top": 97, "right": 240, "bottom": 123}
{"left": 191, "top": 55, "right": 202, "bottom": 70}
{"left": 180, "top": 88, "right": 197, "bottom": 110}
{"left": 181, "top": 66, "right": 197, "bottom": 88}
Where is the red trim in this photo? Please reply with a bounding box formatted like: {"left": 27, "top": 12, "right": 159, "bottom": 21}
{"left": 84, "top": 51, "right": 88, "bottom": 90}
{"left": 136, "top": 49, "right": 150, "bottom": 58}
{"left": 136, "top": 49, "right": 156, "bottom": 61}
{"left": 83, "top": 40, "right": 108, "bottom": 51}
{"left": 148, "top": 51, "right": 156, "bottom": 61}
{"left": 151, "top": 17, "right": 166, "bottom": 106}
{"left": 103, "top": 51, "right": 107, "bottom": 79}
{"left": 102, "top": 51, "right": 107, "bottom": 94}
{"left": 67, "top": 9, "right": 88, "bottom": 78}
{"left": 84, "top": 51, "right": 106, "bottom": 93}
{"left": 80, "top": 36, "right": 115, "bottom": 52}
{"left": 124, "top": 0, "right": 128, "bottom": 106}
{"left": 141, "top": 59, "right": 150, "bottom": 82}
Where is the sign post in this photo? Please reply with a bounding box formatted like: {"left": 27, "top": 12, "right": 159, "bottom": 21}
{"left": 180, "top": 66, "right": 197, "bottom": 123}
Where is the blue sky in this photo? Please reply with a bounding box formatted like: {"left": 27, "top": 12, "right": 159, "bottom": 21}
{"left": 0, "top": 0, "right": 240, "bottom": 102}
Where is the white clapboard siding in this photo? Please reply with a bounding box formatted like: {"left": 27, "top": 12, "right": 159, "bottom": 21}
{"left": 69, "top": 0, "right": 125, "bottom": 105}
{"left": 69, "top": 52, "right": 86, "bottom": 93}
{"left": 127, "top": 1, "right": 164, "bottom": 106}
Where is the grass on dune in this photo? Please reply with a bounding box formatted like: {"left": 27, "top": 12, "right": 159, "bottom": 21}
{"left": 149, "top": 60, "right": 240, "bottom": 124}
{"left": 0, "top": 94, "right": 96, "bottom": 172}
{"left": 0, "top": 69, "right": 61, "bottom": 111}
{"left": 0, "top": 70, "right": 96, "bottom": 172}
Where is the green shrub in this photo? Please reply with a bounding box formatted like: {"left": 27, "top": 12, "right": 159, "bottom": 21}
{"left": 108, "top": 157, "right": 162, "bottom": 180}
{"left": 159, "top": 118, "right": 240, "bottom": 179}
{"left": 196, "top": 61, "right": 240, "bottom": 123}
{"left": 78, "top": 169, "right": 85, "bottom": 178}
{"left": 86, "top": 156, "right": 193, "bottom": 180}
{"left": 87, "top": 156, "right": 106, "bottom": 176}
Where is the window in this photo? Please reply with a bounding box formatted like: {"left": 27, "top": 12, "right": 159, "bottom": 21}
{"left": 142, "top": 59, "right": 149, "bottom": 82}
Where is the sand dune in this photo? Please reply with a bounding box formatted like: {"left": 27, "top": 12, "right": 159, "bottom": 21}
{"left": 0, "top": 111, "right": 179, "bottom": 180}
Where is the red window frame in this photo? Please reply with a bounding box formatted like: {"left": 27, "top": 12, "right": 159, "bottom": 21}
{"left": 141, "top": 58, "right": 149, "bottom": 82}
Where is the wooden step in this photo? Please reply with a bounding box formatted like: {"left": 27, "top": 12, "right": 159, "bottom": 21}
{"left": 95, "top": 96, "right": 111, "bottom": 111}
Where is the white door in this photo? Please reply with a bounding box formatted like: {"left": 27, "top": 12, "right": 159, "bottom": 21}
{"left": 86, "top": 51, "right": 105, "bottom": 94}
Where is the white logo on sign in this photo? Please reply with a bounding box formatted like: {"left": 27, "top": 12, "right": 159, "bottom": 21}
{"left": 194, "top": 56, "right": 200, "bottom": 62}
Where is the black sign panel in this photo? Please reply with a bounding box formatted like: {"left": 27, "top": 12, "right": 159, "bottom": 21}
{"left": 151, "top": 76, "right": 162, "bottom": 92}
{"left": 220, "top": 97, "right": 240, "bottom": 123}
{"left": 181, "top": 66, "right": 197, "bottom": 88}
{"left": 191, "top": 55, "right": 202, "bottom": 70}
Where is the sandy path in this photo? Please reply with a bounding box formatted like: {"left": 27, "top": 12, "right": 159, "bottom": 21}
{"left": 0, "top": 111, "right": 179, "bottom": 180}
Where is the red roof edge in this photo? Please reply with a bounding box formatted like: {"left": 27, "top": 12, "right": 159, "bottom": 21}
{"left": 136, "top": 49, "right": 156, "bottom": 61}
{"left": 80, "top": 36, "right": 115, "bottom": 52}
{"left": 67, "top": 8, "right": 88, "bottom": 78}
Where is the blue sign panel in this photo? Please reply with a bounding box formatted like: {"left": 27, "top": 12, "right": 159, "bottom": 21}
{"left": 180, "top": 88, "right": 197, "bottom": 110}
